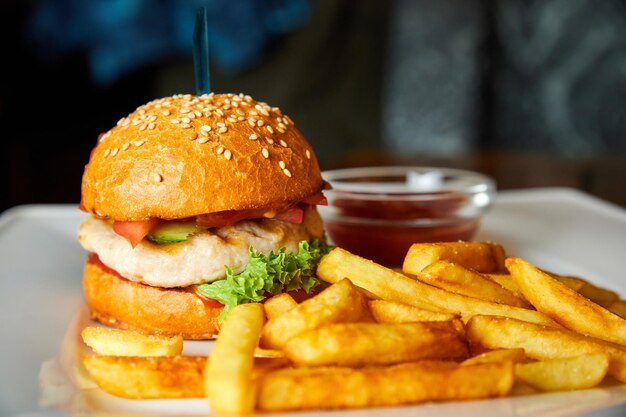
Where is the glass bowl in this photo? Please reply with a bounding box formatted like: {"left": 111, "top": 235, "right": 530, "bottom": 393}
{"left": 318, "top": 166, "right": 496, "bottom": 266}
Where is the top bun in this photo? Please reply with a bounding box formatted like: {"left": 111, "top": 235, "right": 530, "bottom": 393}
{"left": 81, "top": 93, "right": 324, "bottom": 221}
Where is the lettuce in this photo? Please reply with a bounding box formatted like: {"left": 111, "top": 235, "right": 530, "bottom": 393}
{"left": 195, "top": 240, "right": 331, "bottom": 321}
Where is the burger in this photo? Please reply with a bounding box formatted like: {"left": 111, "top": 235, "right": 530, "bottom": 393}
{"left": 78, "top": 93, "right": 329, "bottom": 339}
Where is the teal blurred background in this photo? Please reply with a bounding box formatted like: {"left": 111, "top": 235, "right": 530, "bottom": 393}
{"left": 2, "top": 0, "right": 626, "bottom": 212}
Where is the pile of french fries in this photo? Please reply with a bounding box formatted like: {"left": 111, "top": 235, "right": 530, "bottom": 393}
{"left": 80, "top": 242, "right": 626, "bottom": 414}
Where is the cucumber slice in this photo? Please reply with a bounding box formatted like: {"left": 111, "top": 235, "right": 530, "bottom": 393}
{"left": 147, "top": 222, "right": 204, "bottom": 244}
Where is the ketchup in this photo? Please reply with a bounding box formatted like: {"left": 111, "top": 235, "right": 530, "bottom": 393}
{"left": 323, "top": 193, "right": 480, "bottom": 266}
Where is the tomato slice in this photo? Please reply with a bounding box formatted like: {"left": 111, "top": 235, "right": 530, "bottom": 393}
{"left": 113, "top": 219, "right": 160, "bottom": 248}
{"left": 300, "top": 191, "right": 328, "bottom": 206}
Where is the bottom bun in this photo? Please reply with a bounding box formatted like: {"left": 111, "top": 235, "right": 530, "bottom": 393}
{"left": 83, "top": 256, "right": 223, "bottom": 339}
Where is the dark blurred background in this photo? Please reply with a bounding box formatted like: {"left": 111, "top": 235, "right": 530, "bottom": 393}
{"left": 2, "top": 0, "right": 626, "bottom": 213}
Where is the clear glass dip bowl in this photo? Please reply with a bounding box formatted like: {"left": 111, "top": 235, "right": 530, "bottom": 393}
{"left": 318, "top": 166, "right": 495, "bottom": 266}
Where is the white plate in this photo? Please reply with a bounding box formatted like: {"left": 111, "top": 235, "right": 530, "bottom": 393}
{"left": 2, "top": 188, "right": 626, "bottom": 416}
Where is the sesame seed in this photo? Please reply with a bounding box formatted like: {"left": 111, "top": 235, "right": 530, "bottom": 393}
{"left": 250, "top": 111, "right": 258, "bottom": 116}
{"left": 194, "top": 110, "right": 202, "bottom": 117}
{"left": 188, "top": 112, "right": 196, "bottom": 119}
{"left": 236, "top": 109, "right": 245, "bottom": 116}
{"left": 224, "top": 149, "right": 232, "bottom": 160}
{"left": 217, "top": 146, "right": 224, "bottom": 155}
{"left": 280, "top": 140, "right": 288, "bottom": 147}
{"left": 278, "top": 122, "right": 286, "bottom": 130}
{"left": 132, "top": 119, "right": 141, "bottom": 126}
{"left": 138, "top": 109, "right": 146, "bottom": 115}
{"left": 223, "top": 104, "right": 231, "bottom": 110}
{"left": 122, "top": 143, "right": 130, "bottom": 151}
{"left": 180, "top": 123, "right": 191, "bottom": 129}
{"left": 133, "top": 139, "right": 146, "bottom": 147}
{"left": 216, "top": 122, "right": 225, "bottom": 127}
{"left": 171, "top": 119, "right": 180, "bottom": 124}
{"left": 148, "top": 115, "right": 157, "bottom": 122}
{"left": 180, "top": 108, "right": 190, "bottom": 114}
{"left": 198, "top": 136, "right": 209, "bottom": 144}
{"left": 117, "top": 118, "right": 125, "bottom": 126}
{"left": 230, "top": 114, "right": 237, "bottom": 119}
{"left": 215, "top": 109, "right": 224, "bottom": 116}
{"left": 283, "top": 168, "right": 292, "bottom": 177}
{"left": 162, "top": 110, "right": 170, "bottom": 116}
{"left": 279, "top": 160, "right": 286, "bottom": 169}
{"left": 285, "top": 116, "right": 294, "bottom": 124}
{"left": 181, "top": 117, "right": 191, "bottom": 123}
{"left": 139, "top": 124, "right": 147, "bottom": 131}
{"left": 103, "top": 149, "right": 110, "bottom": 157}
{"left": 218, "top": 127, "right": 228, "bottom": 134}
{"left": 110, "top": 148, "right": 119, "bottom": 156}
{"left": 148, "top": 122, "right": 155, "bottom": 130}
{"left": 257, "top": 120, "right": 264, "bottom": 127}
{"left": 237, "top": 116, "right": 245, "bottom": 121}
{"left": 267, "top": 138, "right": 275, "bottom": 145}
{"left": 306, "top": 149, "right": 311, "bottom": 159}
{"left": 249, "top": 133, "right": 258, "bottom": 140}
{"left": 227, "top": 117, "right": 236, "bottom": 123}
{"left": 199, "top": 129, "right": 209, "bottom": 137}
{"left": 247, "top": 119, "right": 255, "bottom": 127}
{"left": 277, "top": 127, "right": 286, "bottom": 134}
{"left": 201, "top": 125, "right": 212, "bottom": 132}
{"left": 262, "top": 148, "right": 269, "bottom": 158}
{"left": 266, "top": 125, "right": 274, "bottom": 134}
{"left": 153, "top": 172, "right": 163, "bottom": 183}
{"left": 95, "top": 210, "right": 103, "bottom": 217}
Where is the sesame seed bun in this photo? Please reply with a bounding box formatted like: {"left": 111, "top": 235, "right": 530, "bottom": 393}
{"left": 81, "top": 93, "right": 323, "bottom": 221}
{"left": 83, "top": 256, "right": 222, "bottom": 339}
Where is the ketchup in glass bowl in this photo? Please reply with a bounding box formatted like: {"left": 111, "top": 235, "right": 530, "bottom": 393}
{"left": 318, "top": 167, "right": 495, "bottom": 266}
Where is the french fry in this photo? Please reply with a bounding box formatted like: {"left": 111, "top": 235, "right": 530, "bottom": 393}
{"left": 418, "top": 261, "right": 530, "bottom": 308}
{"left": 81, "top": 327, "right": 183, "bottom": 357}
{"left": 514, "top": 353, "right": 609, "bottom": 391}
{"left": 317, "top": 248, "right": 558, "bottom": 327}
{"left": 284, "top": 321, "right": 468, "bottom": 367}
{"left": 484, "top": 274, "right": 526, "bottom": 299}
{"left": 403, "top": 242, "right": 506, "bottom": 274}
{"left": 261, "top": 278, "right": 370, "bottom": 349}
{"left": 466, "top": 315, "right": 626, "bottom": 382}
{"left": 578, "top": 282, "right": 619, "bottom": 308}
{"left": 369, "top": 300, "right": 458, "bottom": 323}
{"left": 83, "top": 355, "right": 205, "bottom": 399}
{"left": 257, "top": 360, "right": 514, "bottom": 411}
{"left": 507, "top": 257, "right": 626, "bottom": 346}
{"left": 608, "top": 300, "right": 626, "bottom": 320}
{"left": 551, "top": 275, "right": 587, "bottom": 292}
{"left": 461, "top": 348, "right": 526, "bottom": 366}
{"left": 263, "top": 293, "right": 298, "bottom": 320}
{"left": 205, "top": 303, "right": 265, "bottom": 416}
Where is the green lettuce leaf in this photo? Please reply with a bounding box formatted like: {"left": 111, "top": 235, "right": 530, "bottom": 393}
{"left": 195, "top": 240, "right": 332, "bottom": 321}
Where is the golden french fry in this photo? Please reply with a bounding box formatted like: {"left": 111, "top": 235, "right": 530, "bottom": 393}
{"left": 317, "top": 248, "right": 558, "bottom": 327}
{"left": 551, "top": 275, "right": 587, "bottom": 292}
{"left": 368, "top": 300, "right": 458, "bottom": 323}
{"left": 507, "top": 257, "right": 626, "bottom": 346}
{"left": 284, "top": 321, "right": 468, "bottom": 367}
{"left": 418, "top": 261, "right": 530, "bottom": 308}
{"left": 205, "top": 303, "right": 265, "bottom": 416}
{"left": 261, "top": 278, "right": 370, "bottom": 349}
{"left": 608, "top": 300, "right": 626, "bottom": 320}
{"left": 466, "top": 315, "right": 626, "bottom": 382}
{"left": 461, "top": 348, "right": 526, "bottom": 366}
{"left": 578, "top": 283, "right": 619, "bottom": 308}
{"left": 263, "top": 293, "right": 298, "bottom": 320}
{"left": 254, "top": 348, "right": 286, "bottom": 359}
{"left": 484, "top": 274, "right": 527, "bottom": 300}
{"left": 258, "top": 360, "right": 514, "bottom": 411}
{"left": 514, "top": 353, "right": 609, "bottom": 391}
{"left": 83, "top": 355, "right": 205, "bottom": 399}
{"left": 81, "top": 327, "right": 183, "bottom": 357}
{"left": 403, "top": 242, "right": 506, "bottom": 274}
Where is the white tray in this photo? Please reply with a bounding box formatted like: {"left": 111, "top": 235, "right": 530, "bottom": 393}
{"left": 2, "top": 188, "right": 626, "bottom": 416}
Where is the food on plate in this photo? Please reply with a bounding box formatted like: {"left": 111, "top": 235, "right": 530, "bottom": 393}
{"left": 466, "top": 315, "right": 626, "bottom": 382}
{"left": 513, "top": 353, "right": 609, "bottom": 392}
{"left": 263, "top": 293, "right": 298, "bottom": 320}
{"left": 461, "top": 348, "right": 526, "bottom": 366}
{"left": 507, "top": 257, "right": 626, "bottom": 346}
{"left": 204, "top": 303, "right": 265, "bottom": 416}
{"left": 257, "top": 360, "right": 514, "bottom": 411}
{"left": 403, "top": 242, "right": 506, "bottom": 274}
{"left": 261, "top": 278, "right": 370, "bottom": 349}
{"left": 81, "top": 326, "right": 182, "bottom": 356}
{"left": 418, "top": 260, "right": 530, "bottom": 308}
{"left": 283, "top": 321, "right": 468, "bottom": 367}
{"left": 316, "top": 247, "right": 558, "bottom": 326}
{"left": 78, "top": 93, "right": 330, "bottom": 338}
{"left": 368, "top": 299, "right": 458, "bottom": 323}
{"left": 82, "top": 355, "right": 206, "bottom": 399}
{"left": 78, "top": 238, "right": 626, "bottom": 413}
